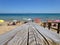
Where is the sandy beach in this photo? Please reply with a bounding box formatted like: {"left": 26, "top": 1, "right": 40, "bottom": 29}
{"left": 0, "top": 22, "right": 23, "bottom": 35}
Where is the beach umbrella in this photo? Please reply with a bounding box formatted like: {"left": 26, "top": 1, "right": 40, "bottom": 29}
{"left": 27, "top": 18, "right": 32, "bottom": 21}
{"left": 23, "top": 18, "right": 27, "bottom": 21}
{"left": 54, "top": 20, "right": 60, "bottom": 22}
{"left": 23, "top": 18, "right": 31, "bottom": 21}
{"left": 34, "top": 18, "right": 40, "bottom": 23}
{"left": 0, "top": 20, "right": 4, "bottom": 23}
{"left": 13, "top": 20, "right": 17, "bottom": 22}
{"left": 47, "top": 20, "right": 53, "bottom": 22}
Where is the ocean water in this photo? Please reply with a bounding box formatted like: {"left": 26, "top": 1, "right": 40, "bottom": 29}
{"left": 0, "top": 13, "right": 60, "bottom": 21}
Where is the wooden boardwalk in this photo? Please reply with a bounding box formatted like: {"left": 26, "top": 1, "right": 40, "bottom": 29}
{"left": 0, "top": 22, "right": 60, "bottom": 45}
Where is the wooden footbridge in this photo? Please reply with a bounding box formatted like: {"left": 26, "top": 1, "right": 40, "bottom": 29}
{"left": 0, "top": 22, "right": 60, "bottom": 45}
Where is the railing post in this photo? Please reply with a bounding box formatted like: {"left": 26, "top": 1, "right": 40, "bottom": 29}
{"left": 57, "top": 23, "right": 60, "bottom": 34}
{"left": 48, "top": 22, "right": 51, "bottom": 30}
{"left": 43, "top": 22, "right": 46, "bottom": 28}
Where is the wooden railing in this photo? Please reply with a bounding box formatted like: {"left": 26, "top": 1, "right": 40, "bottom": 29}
{"left": 42, "top": 22, "right": 60, "bottom": 34}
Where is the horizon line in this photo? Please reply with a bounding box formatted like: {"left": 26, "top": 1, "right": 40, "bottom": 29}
{"left": 0, "top": 13, "right": 60, "bottom": 14}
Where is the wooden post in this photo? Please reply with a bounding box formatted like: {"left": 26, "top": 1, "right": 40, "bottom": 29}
{"left": 43, "top": 22, "right": 46, "bottom": 28}
{"left": 48, "top": 22, "right": 51, "bottom": 30}
{"left": 57, "top": 23, "right": 60, "bottom": 34}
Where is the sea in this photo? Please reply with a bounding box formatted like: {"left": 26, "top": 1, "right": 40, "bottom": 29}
{"left": 0, "top": 13, "right": 60, "bottom": 22}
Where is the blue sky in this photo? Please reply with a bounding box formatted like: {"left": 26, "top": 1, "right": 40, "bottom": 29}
{"left": 0, "top": 0, "right": 60, "bottom": 13}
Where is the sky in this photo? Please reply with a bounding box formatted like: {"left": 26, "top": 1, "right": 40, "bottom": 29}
{"left": 0, "top": 0, "right": 60, "bottom": 13}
